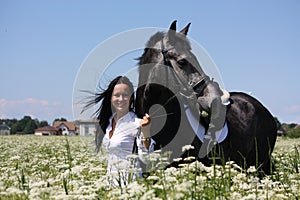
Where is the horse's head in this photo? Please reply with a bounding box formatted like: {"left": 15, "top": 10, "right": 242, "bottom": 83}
{"left": 138, "top": 20, "right": 229, "bottom": 131}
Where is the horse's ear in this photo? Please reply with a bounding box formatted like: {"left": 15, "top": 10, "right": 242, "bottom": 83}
{"left": 169, "top": 20, "right": 177, "bottom": 31}
{"left": 179, "top": 23, "right": 191, "bottom": 36}
{"left": 167, "top": 20, "right": 177, "bottom": 40}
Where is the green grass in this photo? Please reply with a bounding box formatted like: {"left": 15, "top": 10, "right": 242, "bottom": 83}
{"left": 0, "top": 135, "right": 299, "bottom": 199}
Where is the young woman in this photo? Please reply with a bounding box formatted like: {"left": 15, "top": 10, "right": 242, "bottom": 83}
{"left": 83, "top": 76, "right": 155, "bottom": 186}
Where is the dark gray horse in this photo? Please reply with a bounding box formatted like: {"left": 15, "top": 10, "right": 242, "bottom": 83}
{"left": 136, "top": 20, "right": 277, "bottom": 174}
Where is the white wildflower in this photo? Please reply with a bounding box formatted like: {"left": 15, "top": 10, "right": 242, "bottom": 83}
{"left": 196, "top": 175, "right": 207, "bottom": 182}
{"left": 275, "top": 193, "right": 288, "bottom": 199}
{"left": 165, "top": 176, "right": 177, "bottom": 183}
{"left": 178, "top": 163, "right": 188, "bottom": 168}
{"left": 173, "top": 157, "right": 182, "bottom": 162}
{"left": 225, "top": 160, "right": 235, "bottom": 165}
{"left": 155, "top": 161, "right": 170, "bottom": 169}
{"left": 30, "top": 180, "right": 47, "bottom": 188}
{"left": 140, "top": 189, "right": 156, "bottom": 200}
{"left": 241, "top": 193, "right": 257, "bottom": 200}
{"left": 127, "top": 181, "right": 145, "bottom": 197}
{"left": 70, "top": 165, "right": 86, "bottom": 176}
{"left": 147, "top": 152, "right": 161, "bottom": 162}
{"left": 154, "top": 149, "right": 162, "bottom": 153}
{"left": 182, "top": 144, "right": 195, "bottom": 152}
{"left": 147, "top": 175, "right": 160, "bottom": 181}
{"left": 170, "top": 192, "right": 185, "bottom": 199}
{"left": 174, "top": 180, "right": 192, "bottom": 192}
{"left": 247, "top": 166, "right": 257, "bottom": 173}
{"left": 152, "top": 184, "right": 164, "bottom": 190}
{"left": 165, "top": 167, "right": 178, "bottom": 175}
{"left": 9, "top": 155, "right": 21, "bottom": 161}
{"left": 183, "top": 156, "right": 195, "bottom": 162}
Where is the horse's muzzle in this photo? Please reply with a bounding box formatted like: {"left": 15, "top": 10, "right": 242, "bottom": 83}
{"left": 209, "top": 97, "right": 227, "bottom": 131}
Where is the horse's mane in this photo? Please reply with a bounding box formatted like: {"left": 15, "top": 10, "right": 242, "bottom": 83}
{"left": 138, "top": 32, "right": 164, "bottom": 69}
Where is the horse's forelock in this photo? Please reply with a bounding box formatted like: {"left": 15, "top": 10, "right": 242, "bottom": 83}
{"left": 146, "top": 32, "right": 165, "bottom": 48}
{"left": 138, "top": 32, "right": 165, "bottom": 75}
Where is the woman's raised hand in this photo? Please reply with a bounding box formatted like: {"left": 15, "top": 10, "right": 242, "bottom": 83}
{"left": 140, "top": 113, "right": 151, "bottom": 127}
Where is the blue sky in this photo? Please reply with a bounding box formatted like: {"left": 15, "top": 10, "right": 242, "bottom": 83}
{"left": 0, "top": 1, "right": 299, "bottom": 124}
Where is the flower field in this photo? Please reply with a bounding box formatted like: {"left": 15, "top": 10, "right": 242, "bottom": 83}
{"left": 0, "top": 135, "right": 299, "bottom": 200}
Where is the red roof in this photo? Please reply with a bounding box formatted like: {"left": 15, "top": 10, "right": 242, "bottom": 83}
{"left": 53, "top": 121, "right": 76, "bottom": 131}
{"left": 35, "top": 126, "right": 59, "bottom": 132}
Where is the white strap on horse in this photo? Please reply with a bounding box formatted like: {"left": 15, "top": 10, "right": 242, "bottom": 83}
{"left": 184, "top": 104, "right": 228, "bottom": 143}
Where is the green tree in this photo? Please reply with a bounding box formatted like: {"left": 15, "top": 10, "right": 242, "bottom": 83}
{"left": 39, "top": 120, "right": 49, "bottom": 127}
{"left": 287, "top": 128, "right": 300, "bottom": 138}
{"left": 10, "top": 123, "right": 19, "bottom": 134}
{"left": 7, "top": 119, "right": 18, "bottom": 128}
{"left": 53, "top": 117, "right": 67, "bottom": 124}
{"left": 18, "top": 116, "right": 32, "bottom": 130}
{"left": 23, "top": 120, "right": 37, "bottom": 134}
{"left": 11, "top": 117, "right": 27, "bottom": 134}
{"left": 288, "top": 123, "right": 297, "bottom": 129}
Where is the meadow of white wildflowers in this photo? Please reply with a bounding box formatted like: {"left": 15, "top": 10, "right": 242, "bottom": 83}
{"left": 0, "top": 135, "right": 299, "bottom": 200}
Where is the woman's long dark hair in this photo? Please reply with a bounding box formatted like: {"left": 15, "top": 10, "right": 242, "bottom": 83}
{"left": 81, "top": 76, "right": 135, "bottom": 151}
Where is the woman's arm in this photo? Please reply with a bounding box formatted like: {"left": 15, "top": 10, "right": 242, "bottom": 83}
{"left": 140, "top": 114, "right": 152, "bottom": 149}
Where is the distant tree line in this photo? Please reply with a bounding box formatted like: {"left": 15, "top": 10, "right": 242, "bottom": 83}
{"left": 0, "top": 116, "right": 68, "bottom": 134}
{"left": 275, "top": 117, "right": 300, "bottom": 138}
{"left": 281, "top": 123, "right": 300, "bottom": 138}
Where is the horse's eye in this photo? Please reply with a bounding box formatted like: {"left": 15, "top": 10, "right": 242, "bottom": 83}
{"left": 177, "top": 59, "right": 187, "bottom": 66}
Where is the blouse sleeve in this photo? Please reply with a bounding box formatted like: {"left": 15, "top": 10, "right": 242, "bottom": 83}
{"left": 136, "top": 134, "right": 156, "bottom": 152}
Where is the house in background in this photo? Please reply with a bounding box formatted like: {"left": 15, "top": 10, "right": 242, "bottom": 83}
{"left": 75, "top": 120, "right": 98, "bottom": 136}
{"left": 53, "top": 121, "right": 76, "bottom": 135}
{"left": 35, "top": 126, "right": 60, "bottom": 136}
{"left": 0, "top": 122, "right": 11, "bottom": 135}
{"left": 277, "top": 126, "right": 287, "bottom": 136}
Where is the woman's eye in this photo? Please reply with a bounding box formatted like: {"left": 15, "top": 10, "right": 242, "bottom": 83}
{"left": 177, "top": 59, "right": 187, "bottom": 66}
{"left": 113, "top": 93, "right": 129, "bottom": 99}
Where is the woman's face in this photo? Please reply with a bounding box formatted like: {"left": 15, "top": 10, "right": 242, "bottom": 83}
{"left": 111, "top": 83, "right": 131, "bottom": 116}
